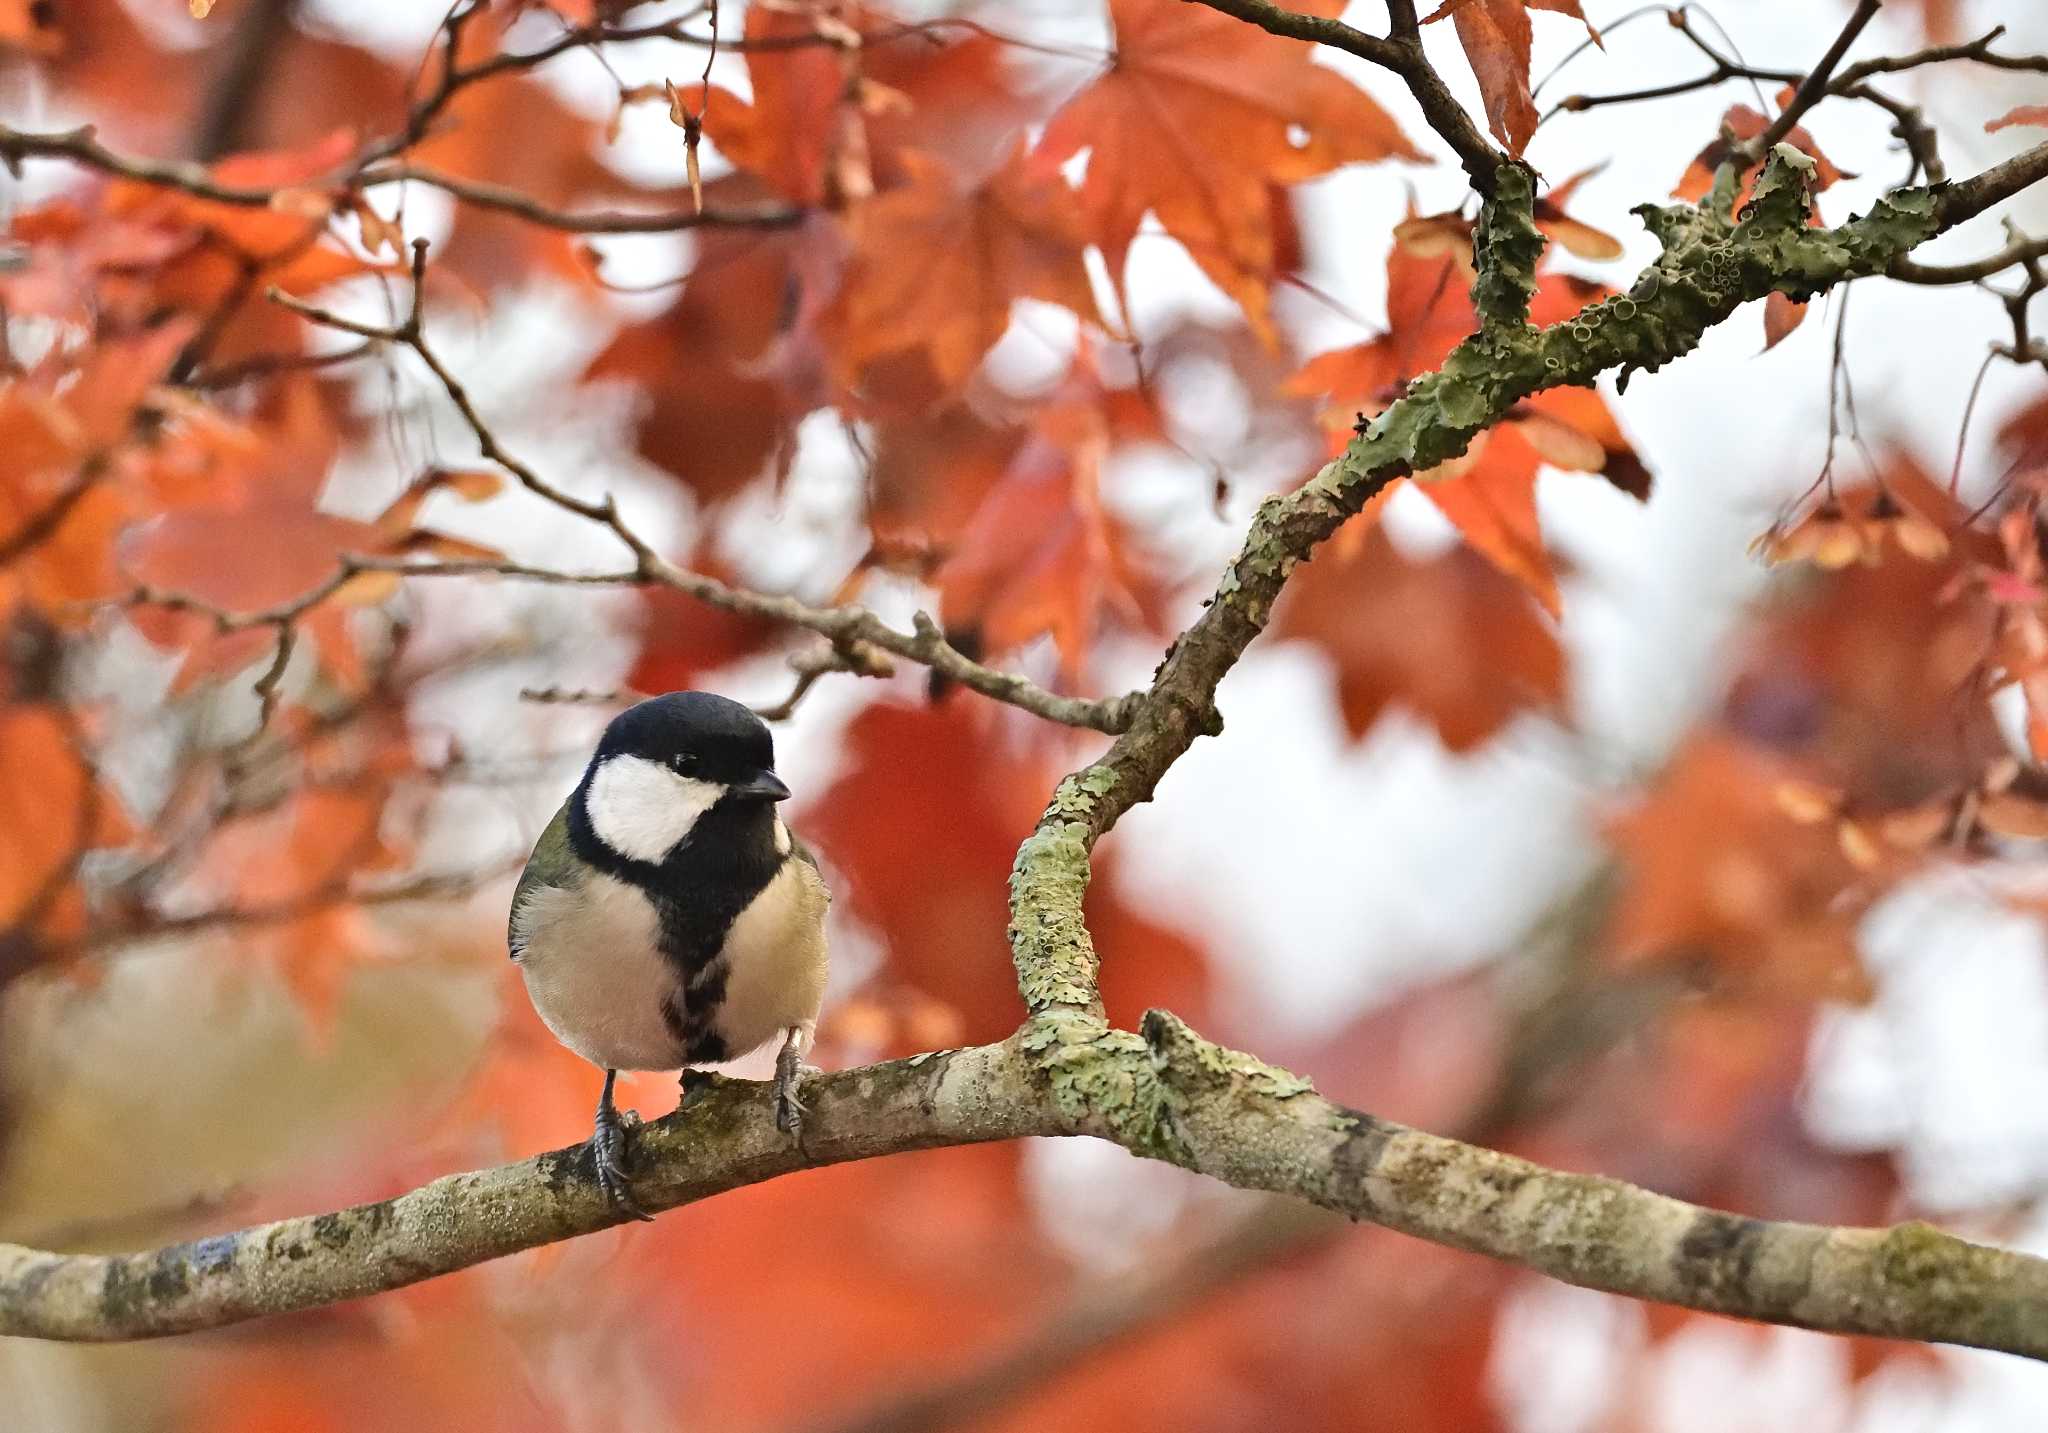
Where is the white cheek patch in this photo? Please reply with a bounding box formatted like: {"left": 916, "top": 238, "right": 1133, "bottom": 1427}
{"left": 585, "top": 755, "right": 726, "bottom": 863}
{"left": 774, "top": 819, "right": 792, "bottom": 856}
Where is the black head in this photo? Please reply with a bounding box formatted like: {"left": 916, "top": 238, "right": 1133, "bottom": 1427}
{"left": 594, "top": 691, "right": 787, "bottom": 800}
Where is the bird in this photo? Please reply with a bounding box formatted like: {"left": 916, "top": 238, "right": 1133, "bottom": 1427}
{"left": 508, "top": 690, "right": 830, "bottom": 1220}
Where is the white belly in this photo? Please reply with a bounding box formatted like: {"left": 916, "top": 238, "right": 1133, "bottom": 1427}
{"left": 513, "top": 874, "right": 686, "bottom": 1071}
{"left": 710, "top": 858, "right": 831, "bottom": 1059}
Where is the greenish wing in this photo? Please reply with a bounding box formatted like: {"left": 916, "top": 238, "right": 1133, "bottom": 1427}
{"left": 508, "top": 801, "right": 581, "bottom": 959}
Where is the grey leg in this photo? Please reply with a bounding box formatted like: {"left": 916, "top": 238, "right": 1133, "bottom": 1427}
{"left": 772, "top": 1025, "right": 815, "bottom": 1139}
{"left": 589, "top": 1069, "right": 653, "bottom": 1222}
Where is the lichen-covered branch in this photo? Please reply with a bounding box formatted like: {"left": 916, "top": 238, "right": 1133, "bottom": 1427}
{"left": 1126, "top": 1013, "right": 2048, "bottom": 1363}
{"left": 0, "top": 1041, "right": 1053, "bottom": 1341}
{"left": 9, "top": 1017, "right": 2048, "bottom": 1361}
{"left": 1004, "top": 142, "right": 2046, "bottom": 1034}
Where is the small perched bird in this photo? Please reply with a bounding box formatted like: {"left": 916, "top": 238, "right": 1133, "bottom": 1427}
{"left": 509, "top": 691, "right": 829, "bottom": 1219}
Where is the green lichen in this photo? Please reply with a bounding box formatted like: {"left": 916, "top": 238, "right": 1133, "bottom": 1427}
{"left": 1007, "top": 820, "right": 1098, "bottom": 1013}
{"left": 1470, "top": 162, "right": 1544, "bottom": 331}
{"left": 1869, "top": 1220, "right": 2042, "bottom": 1350}
{"left": 1020, "top": 1011, "right": 1183, "bottom": 1157}
{"left": 1007, "top": 764, "right": 1133, "bottom": 1015}
{"left": 1739, "top": 143, "right": 1817, "bottom": 233}
{"left": 1003, "top": 765, "right": 1122, "bottom": 1011}
{"left": 1140, "top": 1009, "right": 1315, "bottom": 1102}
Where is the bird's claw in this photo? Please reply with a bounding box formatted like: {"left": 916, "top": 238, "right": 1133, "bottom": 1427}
{"left": 590, "top": 1093, "right": 654, "bottom": 1222}
{"left": 772, "top": 1049, "right": 821, "bottom": 1140}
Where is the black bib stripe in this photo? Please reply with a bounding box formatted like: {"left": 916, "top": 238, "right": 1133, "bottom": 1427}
{"left": 567, "top": 782, "right": 787, "bottom": 1067}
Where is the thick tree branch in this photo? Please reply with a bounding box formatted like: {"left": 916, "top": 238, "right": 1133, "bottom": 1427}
{"left": 0, "top": 1042, "right": 1051, "bottom": 1341}
{"left": 1001, "top": 142, "right": 2034, "bottom": 1023}
{"left": 7, "top": 1019, "right": 2048, "bottom": 1361}
{"left": 1939, "top": 142, "right": 2048, "bottom": 228}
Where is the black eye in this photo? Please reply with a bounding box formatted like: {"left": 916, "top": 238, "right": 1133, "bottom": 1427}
{"left": 671, "top": 753, "right": 701, "bottom": 776}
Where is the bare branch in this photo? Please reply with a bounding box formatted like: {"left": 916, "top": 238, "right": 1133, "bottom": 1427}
{"left": 1744, "top": 0, "right": 1882, "bottom": 162}
{"left": 351, "top": 165, "right": 802, "bottom": 234}
{"left": 0, "top": 125, "right": 287, "bottom": 205}
{"left": 254, "top": 242, "right": 1141, "bottom": 735}
{"left": 1891, "top": 233, "right": 2048, "bottom": 285}
{"left": 1835, "top": 25, "right": 2048, "bottom": 85}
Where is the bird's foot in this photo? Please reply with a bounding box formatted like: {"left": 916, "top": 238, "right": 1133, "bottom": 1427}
{"left": 589, "top": 1071, "right": 653, "bottom": 1222}
{"left": 772, "top": 1030, "right": 820, "bottom": 1140}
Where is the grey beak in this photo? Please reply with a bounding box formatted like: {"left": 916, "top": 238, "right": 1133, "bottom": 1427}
{"left": 734, "top": 770, "right": 792, "bottom": 803}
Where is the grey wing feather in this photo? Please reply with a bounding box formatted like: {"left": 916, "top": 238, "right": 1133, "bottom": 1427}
{"left": 509, "top": 801, "right": 581, "bottom": 959}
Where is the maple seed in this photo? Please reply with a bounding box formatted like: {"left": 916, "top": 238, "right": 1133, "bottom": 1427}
{"left": 664, "top": 79, "right": 705, "bottom": 214}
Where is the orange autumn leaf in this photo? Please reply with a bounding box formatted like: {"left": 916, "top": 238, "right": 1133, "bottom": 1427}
{"left": 625, "top": 553, "right": 783, "bottom": 696}
{"left": 699, "top": 4, "right": 862, "bottom": 207}
{"left": 122, "top": 461, "right": 494, "bottom": 621}
{"left": 0, "top": 704, "right": 130, "bottom": 942}
{"left": 1605, "top": 734, "right": 1872, "bottom": 1003}
{"left": 1763, "top": 291, "right": 1809, "bottom": 349}
{"left": 1988, "top": 104, "right": 2048, "bottom": 134}
{"left": 410, "top": 11, "right": 663, "bottom": 216}
{"left": 74, "top": 129, "right": 384, "bottom": 366}
{"left": 702, "top": 3, "right": 1038, "bottom": 205}
{"left": 1417, "top": 429, "right": 1564, "bottom": 612}
{"left": 1290, "top": 219, "right": 1645, "bottom": 609}
{"left": 931, "top": 356, "right": 1163, "bottom": 677}
{"left": 1273, "top": 521, "right": 1563, "bottom": 749}
{"left": 1730, "top": 462, "right": 2005, "bottom": 827}
{"left": 181, "top": 779, "right": 414, "bottom": 1033}
{"left": 1036, "top": 0, "right": 1421, "bottom": 339}
{"left": 833, "top": 149, "right": 1103, "bottom": 391}
{"left": 586, "top": 199, "right": 835, "bottom": 502}
{"left": 1424, "top": 0, "right": 1595, "bottom": 155}
{"left": 1674, "top": 101, "right": 1852, "bottom": 214}
{"left": 865, "top": 403, "right": 1030, "bottom": 555}
{"left": 0, "top": 321, "right": 199, "bottom": 609}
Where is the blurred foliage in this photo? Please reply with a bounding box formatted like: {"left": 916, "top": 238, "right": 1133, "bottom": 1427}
{"left": 0, "top": 0, "right": 2044, "bottom": 1429}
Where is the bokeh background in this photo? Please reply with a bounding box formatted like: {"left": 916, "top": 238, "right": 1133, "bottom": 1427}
{"left": 5, "top": 0, "right": 2048, "bottom": 1428}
